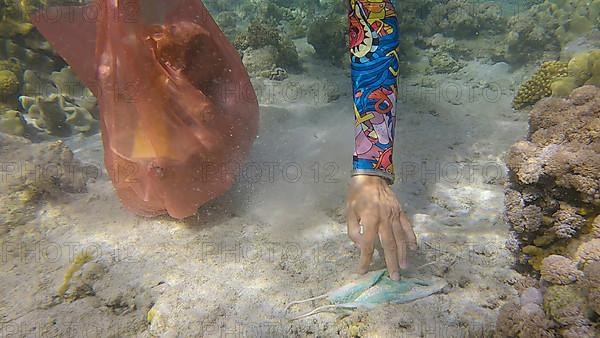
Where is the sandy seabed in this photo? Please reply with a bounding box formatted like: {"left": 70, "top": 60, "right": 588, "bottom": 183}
{"left": 1, "top": 41, "right": 535, "bottom": 337}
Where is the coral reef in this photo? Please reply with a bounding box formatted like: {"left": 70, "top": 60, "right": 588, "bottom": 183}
{"left": 504, "top": 0, "right": 599, "bottom": 64}
{"left": 501, "top": 85, "right": 600, "bottom": 336}
{"left": 0, "top": 56, "right": 22, "bottom": 75}
{"left": 503, "top": 5, "right": 560, "bottom": 65}
{"left": 307, "top": 15, "right": 346, "bottom": 65}
{"left": 19, "top": 67, "right": 98, "bottom": 136}
{"left": 423, "top": 0, "right": 507, "bottom": 38}
{"left": 513, "top": 50, "right": 600, "bottom": 109}
{"left": 550, "top": 0, "right": 600, "bottom": 46}
{"left": 235, "top": 19, "right": 300, "bottom": 75}
{"left": 575, "top": 239, "right": 600, "bottom": 268}
{"left": 506, "top": 85, "right": 600, "bottom": 265}
{"left": 0, "top": 0, "right": 36, "bottom": 38}
{"left": 567, "top": 50, "right": 600, "bottom": 86}
{"left": 0, "top": 38, "right": 57, "bottom": 74}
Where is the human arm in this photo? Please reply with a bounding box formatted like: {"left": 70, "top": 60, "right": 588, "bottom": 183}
{"left": 346, "top": 0, "right": 417, "bottom": 280}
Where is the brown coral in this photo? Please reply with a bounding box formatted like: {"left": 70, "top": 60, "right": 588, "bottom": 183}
{"left": 576, "top": 239, "right": 600, "bottom": 267}
{"left": 504, "top": 79, "right": 600, "bottom": 337}
{"left": 543, "top": 285, "right": 588, "bottom": 326}
{"left": 551, "top": 206, "right": 586, "bottom": 239}
{"left": 591, "top": 215, "right": 600, "bottom": 238}
{"left": 495, "top": 302, "right": 557, "bottom": 338}
{"left": 540, "top": 255, "right": 583, "bottom": 285}
{"left": 583, "top": 262, "right": 600, "bottom": 315}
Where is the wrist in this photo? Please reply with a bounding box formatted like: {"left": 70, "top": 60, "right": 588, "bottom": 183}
{"left": 351, "top": 170, "right": 394, "bottom": 185}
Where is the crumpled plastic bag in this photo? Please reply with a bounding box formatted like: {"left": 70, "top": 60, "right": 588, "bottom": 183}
{"left": 284, "top": 269, "right": 447, "bottom": 320}
{"left": 31, "top": 0, "right": 259, "bottom": 218}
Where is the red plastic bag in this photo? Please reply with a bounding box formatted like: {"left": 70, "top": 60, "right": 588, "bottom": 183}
{"left": 32, "top": 0, "right": 259, "bottom": 218}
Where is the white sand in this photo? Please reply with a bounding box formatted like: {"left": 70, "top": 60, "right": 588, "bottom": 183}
{"left": 1, "top": 42, "right": 532, "bottom": 336}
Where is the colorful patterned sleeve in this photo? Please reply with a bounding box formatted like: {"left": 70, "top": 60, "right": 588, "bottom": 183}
{"left": 348, "top": 0, "right": 400, "bottom": 185}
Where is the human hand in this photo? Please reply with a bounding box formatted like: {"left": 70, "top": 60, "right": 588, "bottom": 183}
{"left": 346, "top": 175, "right": 418, "bottom": 280}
